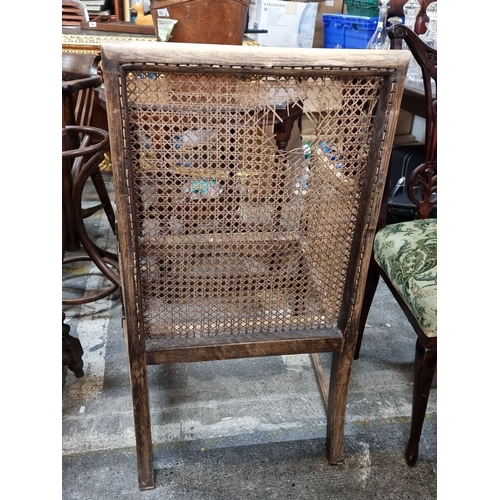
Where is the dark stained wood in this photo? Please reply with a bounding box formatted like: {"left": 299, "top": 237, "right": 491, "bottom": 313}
{"left": 408, "top": 161, "right": 437, "bottom": 219}
{"left": 354, "top": 24, "right": 437, "bottom": 467}
{"left": 126, "top": 316, "right": 154, "bottom": 490}
{"left": 80, "top": 20, "right": 155, "bottom": 34}
{"left": 62, "top": 52, "right": 102, "bottom": 153}
{"left": 310, "top": 354, "right": 329, "bottom": 413}
{"left": 146, "top": 332, "right": 342, "bottom": 365}
{"left": 62, "top": 125, "right": 121, "bottom": 305}
{"left": 406, "top": 337, "right": 436, "bottom": 465}
{"left": 401, "top": 80, "right": 433, "bottom": 119}
{"left": 62, "top": 52, "right": 100, "bottom": 80}
{"left": 325, "top": 350, "right": 342, "bottom": 463}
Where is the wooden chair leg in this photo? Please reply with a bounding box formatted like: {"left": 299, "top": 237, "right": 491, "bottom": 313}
{"left": 326, "top": 351, "right": 351, "bottom": 464}
{"left": 354, "top": 259, "right": 380, "bottom": 359}
{"left": 129, "top": 357, "right": 155, "bottom": 490}
{"left": 89, "top": 167, "right": 116, "bottom": 234}
{"left": 62, "top": 312, "right": 84, "bottom": 378}
{"left": 405, "top": 338, "right": 437, "bottom": 466}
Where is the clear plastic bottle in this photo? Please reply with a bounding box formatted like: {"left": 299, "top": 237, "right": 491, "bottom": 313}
{"left": 297, "top": 3, "right": 316, "bottom": 48}
{"left": 366, "top": 0, "right": 391, "bottom": 50}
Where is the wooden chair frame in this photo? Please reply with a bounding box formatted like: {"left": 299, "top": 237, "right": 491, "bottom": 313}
{"left": 101, "top": 41, "right": 409, "bottom": 490}
{"left": 354, "top": 24, "right": 437, "bottom": 466}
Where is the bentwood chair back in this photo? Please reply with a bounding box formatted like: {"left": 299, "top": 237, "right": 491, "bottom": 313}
{"left": 101, "top": 41, "right": 409, "bottom": 490}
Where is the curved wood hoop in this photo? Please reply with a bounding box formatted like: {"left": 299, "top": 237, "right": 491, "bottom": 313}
{"left": 63, "top": 125, "right": 121, "bottom": 305}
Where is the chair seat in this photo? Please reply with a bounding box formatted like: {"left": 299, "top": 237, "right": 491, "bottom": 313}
{"left": 373, "top": 218, "right": 437, "bottom": 337}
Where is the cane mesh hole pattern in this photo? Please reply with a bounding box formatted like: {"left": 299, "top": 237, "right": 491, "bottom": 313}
{"left": 121, "top": 69, "right": 384, "bottom": 339}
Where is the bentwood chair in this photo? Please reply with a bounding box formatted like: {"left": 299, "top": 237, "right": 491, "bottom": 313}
{"left": 101, "top": 41, "right": 409, "bottom": 490}
{"left": 354, "top": 24, "right": 437, "bottom": 466}
{"left": 62, "top": 52, "right": 120, "bottom": 305}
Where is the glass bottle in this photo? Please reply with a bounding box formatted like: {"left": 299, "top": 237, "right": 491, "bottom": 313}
{"left": 407, "top": 2, "right": 437, "bottom": 81}
{"left": 366, "top": 0, "right": 390, "bottom": 50}
{"left": 403, "top": 0, "right": 422, "bottom": 80}
{"left": 421, "top": 1, "right": 437, "bottom": 49}
{"left": 402, "top": 0, "right": 421, "bottom": 49}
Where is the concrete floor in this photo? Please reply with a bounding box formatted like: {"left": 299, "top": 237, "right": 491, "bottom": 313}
{"left": 62, "top": 172, "right": 437, "bottom": 499}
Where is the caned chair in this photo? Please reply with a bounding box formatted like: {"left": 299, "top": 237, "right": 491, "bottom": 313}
{"left": 101, "top": 41, "right": 409, "bottom": 490}
{"left": 354, "top": 24, "right": 437, "bottom": 466}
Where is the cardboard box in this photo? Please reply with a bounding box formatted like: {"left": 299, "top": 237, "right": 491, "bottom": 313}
{"left": 313, "top": 0, "right": 345, "bottom": 48}
{"left": 395, "top": 109, "right": 415, "bottom": 136}
{"left": 247, "top": 0, "right": 346, "bottom": 49}
{"left": 247, "top": 0, "right": 319, "bottom": 48}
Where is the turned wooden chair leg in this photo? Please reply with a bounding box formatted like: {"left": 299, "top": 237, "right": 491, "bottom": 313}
{"left": 129, "top": 357, "right": 155, "bottom": 490}
{"left": 354, "top": 259, "right": 381, "bottom": 359}
{"left": 405, "top": 338, "right": 437, "bottom": 466}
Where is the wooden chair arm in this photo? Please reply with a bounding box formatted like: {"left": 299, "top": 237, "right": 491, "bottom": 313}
{"left": 62, "top": 76, "right": 102, "bottom": 94}
{"left": 388, "top": 25, "right": 437, "bottom": 82}
{"left": 62, "top": 53, "right": 101, "bottom": 81}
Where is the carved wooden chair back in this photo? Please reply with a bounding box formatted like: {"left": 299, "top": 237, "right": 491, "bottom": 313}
{"left": 101, "top": 41, "right": 409, "bottom": 490}
{"left": 394, "top": 25, "right": 437, "bottom": 220}
{"left": 354, "top": 24, "right": 437, "bottom": 467}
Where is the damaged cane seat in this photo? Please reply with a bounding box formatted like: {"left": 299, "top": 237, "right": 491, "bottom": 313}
{"left": 101, "top": 41, "right": 409, "bottom": 490}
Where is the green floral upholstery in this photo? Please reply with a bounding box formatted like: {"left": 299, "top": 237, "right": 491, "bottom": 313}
{"left": 373, "top": 218, "right": 437, "bottom": 337}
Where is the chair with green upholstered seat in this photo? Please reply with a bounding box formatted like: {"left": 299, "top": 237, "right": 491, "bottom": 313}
{"left": 354, "top": 23, "right": 437, "bottom": 466}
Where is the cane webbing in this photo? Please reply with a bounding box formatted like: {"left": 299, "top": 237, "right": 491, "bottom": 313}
{"left": 117, "top": 67, "right": 388, "bottom": 341}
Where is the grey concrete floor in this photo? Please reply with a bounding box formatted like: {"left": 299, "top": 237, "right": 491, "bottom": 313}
{"left": 62, "top": 172, "right": 436, "bottom": 499}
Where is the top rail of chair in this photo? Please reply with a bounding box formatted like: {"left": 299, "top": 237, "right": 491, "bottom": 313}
{"left": 100, "top": 41, "right": 410, "bottom": 74}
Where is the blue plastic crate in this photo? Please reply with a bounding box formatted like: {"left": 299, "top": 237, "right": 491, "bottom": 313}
{"left": 323, "top": 14, "right": 377, "bottom": 49}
